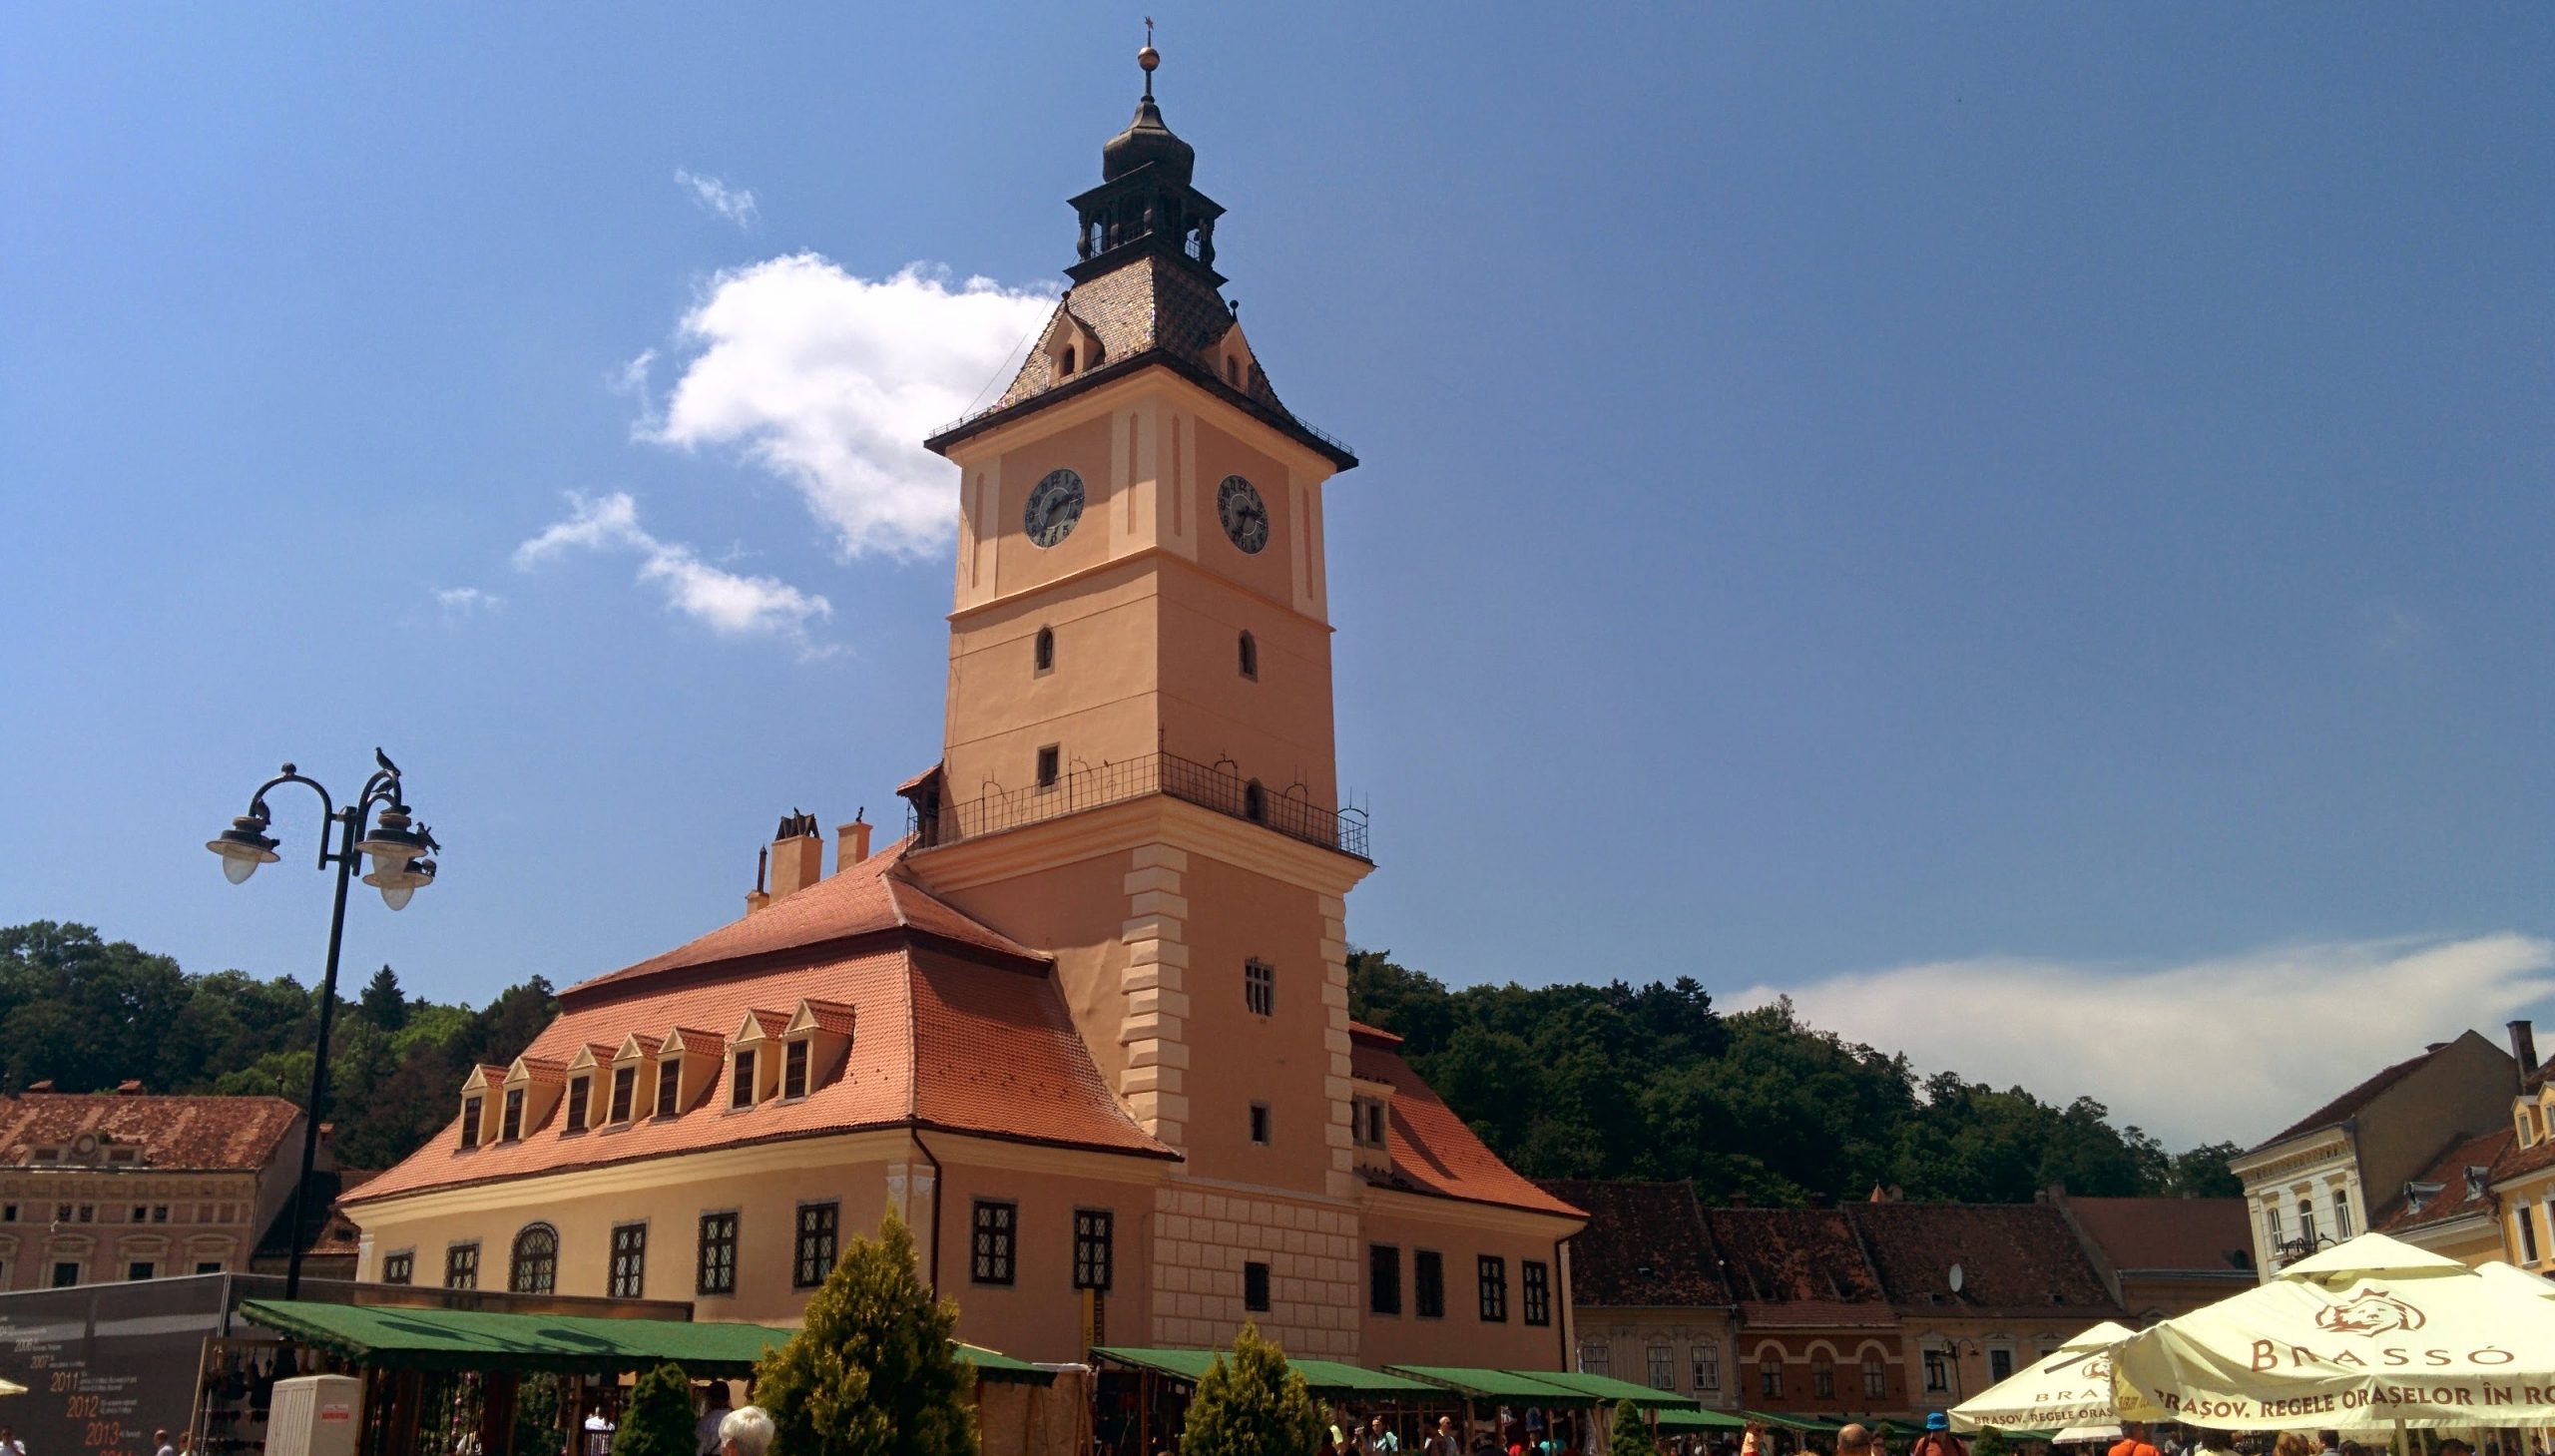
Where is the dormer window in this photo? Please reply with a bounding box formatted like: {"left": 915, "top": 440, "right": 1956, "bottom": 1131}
{"left": 610, "top": 1065, "right": 636, "bottom": 1123}
{"left": 565, "top": 1077, "right": 590, "bottom": 1134}
{"left": 732, "top": 1050, "right": 757, "bottom": 1110}
{"left": 459, "top": 1097, "right": 482, "bottom": 1150}
{"left": 500, "top": 1089, "right": 524, "bottom": 1142}
{"left": 1225, "top": 356, "right": 1240, "bottom": 387}
{"left": 1060, "top": 345, "right": 1077, "bottom": 376}
{"left": 784, "top": 1039, "right": 811, "bottom": 1100}
{"left": 656, "top": 1059, "right": 682, "bottom": 1119}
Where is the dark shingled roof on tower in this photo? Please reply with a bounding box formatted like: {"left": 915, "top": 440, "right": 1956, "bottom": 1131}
{"left": 1847, "top": 1203, "right": 2121, "bottom": 1318}
{"left": 2251, "top": 1042, "right": 2456, "bottom": 1152}
{"left": 1537, "top": 1180, "right": 1729, "bottom": 1306}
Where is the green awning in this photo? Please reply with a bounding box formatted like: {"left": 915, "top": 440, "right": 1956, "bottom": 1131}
{"left": 1386, "top": 1368, "right": 1601, "bottom": 1407}
{"left": 1740, "top": 1412, "right": 1839, "bottom": 1433}
{"left": 1092, "top": 1347, "right": 1437, "bottom": 1399}
{"left": 1519, "top": 1371, "right": 1699, "bottom": 1410}
{"left": 239, "top": 1300, "right": 1051, "bottom": 1383}
{"left": 1654, "top": 1409, "right": 1753, "bottom": 1431}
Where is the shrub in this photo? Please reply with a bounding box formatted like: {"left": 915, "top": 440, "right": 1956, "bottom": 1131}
{"left": 1179, "top": 1323, "right": 1321, "bottom": 1456}
{"left": 753, "top": 1205, "right": 977, "bottom": 1456}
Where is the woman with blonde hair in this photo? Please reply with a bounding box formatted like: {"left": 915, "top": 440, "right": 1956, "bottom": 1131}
{"left": 2273, "top": 1434, "right": 2312, "bottom": 1456}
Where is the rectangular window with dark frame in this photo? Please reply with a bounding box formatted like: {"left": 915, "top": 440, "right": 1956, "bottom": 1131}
{"left": 1244, "top": 960, "right": 1275, "bottom": 1016}
{"left": 1036, "top": 745, "right": 1060, "bottom": 788}
{"left": 1249, "top": 1103, "right": 1271, "bottom": 1145}
{"left": 656, "top": 1059, "right": 682, "bottom": 1118}
{"left": 1476, "top": 1254, "right": 1508, "bottom": 1322}
{"left": 784, "top": 1039, "right": 810, "bottom": 1099}
{"left": 1074, "top": 1209, "right": 1114, "bottom": 1291}
{"left": 382, "top": 1250, "right": 414, "bottom": 1285}
{"left": 501, "top": 1088, "right": 524, "bottom": 1141}
{"left": 794, "top": 1202, "right": 839, "bottom": 1289}
{"left": 1414, "top": 1249, "right": 1445, "bottom": 1318}
{"left": 698, "top": 1213, "right": 738, "bottom": 1295}
{"left": 972, "top": 1201, "right": 1016, "bottom": 1285}
{"left": 566, "top": 1077, "right": 590, "bottom": 1133}
{"left": 1369, "top": 1243, "right": 1402, "bottom": 1315}
{"left": 1523, "top": 1258, "right": 1551, "bottom": 1326}
{"left": 459, "top": 1097, "right": 481, "bottom": 1149}
{"left": 1244, "top": 1260, "right": 1271, "bottom": 1312}
{"left": 445, "top": 1242, "right": 479, "bottom": 1290}
{"left": 610, "top": 1223, "right": 647, "bottom": 1298}
{"left": 732, "top": 1050, "right": 757, "bottom": 1109}
{"left": 610, "top": 1065, "right": 635, "bottom": 1123}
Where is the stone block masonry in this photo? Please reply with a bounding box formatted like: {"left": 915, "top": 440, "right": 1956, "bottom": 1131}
{"left": 1150, "top": 1185, "right": 1361, "bottom": 1356}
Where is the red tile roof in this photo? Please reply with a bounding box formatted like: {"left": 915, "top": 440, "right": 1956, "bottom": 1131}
{"left": 2492, "top": 1127, "right": 2555, "bottom": 1185}
{"left": 1537, "top": 1180, "right": 1728, "bottom": 1306}
{"left": 350, "top": 942, "right": 1170, "bottom": 1207}
{"left": 1706, "top": 1207, "right": 1887, "bottom": 1306}
{"left": 1350, "top": 1027, "right": 1582, "bottom": 1219}
{"left": 566, "top": 837, "right": 1042, "bottom": 999}
{"left": 1847, "top": 1203, "right": 2121, "bottom": 1317}
{"left": 0, "top": 1093, "right": 300, "bottom": 1172}
{"left": 2064, "top": 1196, "right": 2255, "bottom": 1274}
{"left": 2376, "top": 1128, "right": 2516, "bottom": 1232}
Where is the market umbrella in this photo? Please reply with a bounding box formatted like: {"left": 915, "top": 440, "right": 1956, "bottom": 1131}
{"left": 1948, "top": 1321, "right": 2139, "bottom": 1432}
{"left": 2109, "top": 1231, "right": 2555, "bottom": 1430}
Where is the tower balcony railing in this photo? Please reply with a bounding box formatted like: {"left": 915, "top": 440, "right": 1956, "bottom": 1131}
{"left": 909, "top": 750, "right": 1368, "bottom": 861}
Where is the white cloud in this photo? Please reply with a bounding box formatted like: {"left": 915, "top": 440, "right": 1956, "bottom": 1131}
{"left": 431, "top": 586, "right": 503, "bottom": 619}
{"left": 514, "top": 491, "right": 833, "bottom": 652}
{"left": 641, "top": 255, "right": 1054, "bottom": 558}
{"left": 675, "top": 169, "right": 760, "bottom": 230}
{"left": 1738, "top": 933, "right": 2555, "bottom": 1149}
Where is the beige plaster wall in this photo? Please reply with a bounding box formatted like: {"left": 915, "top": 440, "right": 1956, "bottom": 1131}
{"left": 0, "top": 1169, "right": 262, "bottom": 1287}
{"left": 1567, "top": 1310, "right": 1740, "bottom": 1405}
{"left": 1356, "top": 1201, "right": 1575, "bottom": 1371}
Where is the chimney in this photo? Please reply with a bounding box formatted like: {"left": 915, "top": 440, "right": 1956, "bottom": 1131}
{"left": 745, "top": 845, "right": 771, "bottom": 915}
{"left": 768, "top": 810, "right": 825, "bottom": 901}
{"left": 836, "top": 811, "right": 872, "bottom": 874}
{"left": 2512, "top": 1020, "right": 2539, "bottom": 1090}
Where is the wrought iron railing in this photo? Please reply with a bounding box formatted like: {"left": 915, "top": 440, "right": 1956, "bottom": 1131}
{"left": 928, "top": 383, "right": 1353, "bottom": 461}
{"left": 909, "top": 751, "right": 1368, "bottom": 860}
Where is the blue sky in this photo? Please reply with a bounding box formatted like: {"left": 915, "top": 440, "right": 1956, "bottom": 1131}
{"left": 5, "top": 5, "right": 2551, "bottom": 1147}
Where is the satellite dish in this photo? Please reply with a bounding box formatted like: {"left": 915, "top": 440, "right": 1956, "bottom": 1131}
{"left": 1948, "top": 1262, "right": 1966, "bottom": 1293}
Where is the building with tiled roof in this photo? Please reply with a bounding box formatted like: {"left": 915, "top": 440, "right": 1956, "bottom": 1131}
{"left": 2045, "top": 1190, "right": 2253, "bottom": 1322}
{"left": 2371, "top": 1128, "right": 2513, "bottom": 1265}
{"left": 0, "top": 1089, "right": 306, "bottom": 1288}
{"left": 347, "top": 48, "right": 1580, "bottom": 1371}
{"left": 1535, "top": 1181, "right": 1740, "bottom": 1409}
{"left": 2479, "top": 1020, "right": 2555, "bottom": 1278}
{"left": 1849, "top": 1196, "right": 2122, "bottom": 1413}
{"left": 2228, "top": 1028, "right": 2514, "bottom": 1276}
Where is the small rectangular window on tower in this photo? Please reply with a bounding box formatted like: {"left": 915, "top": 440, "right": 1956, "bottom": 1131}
{"left": 1034, "top": 626, "right": 1055, "bottom": 673}
{"left": 1036, "top": 744, "right": 1060, "bottom": 788}
{"left": 1239, "top": 631, "right": 1258, "bottom": 680}
{"left": 1249, "top": 1102, "right": 1271, "bottom": 1145}
{"left": 1244, "top": 1260, "right": 1271, "bottom": 1312}
{"left": 1244, "top": 959, "right": 1275, "bottom": 1016}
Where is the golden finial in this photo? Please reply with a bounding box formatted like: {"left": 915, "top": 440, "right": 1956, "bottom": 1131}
{"left": 1139, "top": 17, "right": 1160, "bottom": 99}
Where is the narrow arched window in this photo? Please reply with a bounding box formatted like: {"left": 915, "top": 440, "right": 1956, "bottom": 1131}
{"left": 1060, "top": 345, "right": 1077, "bottom": 376}
{"left": 510, "top": 1222, "right": 558, "bottom": 1293}
{"left": 1244, "top": 780, "right": 1266, "bottom": 822}
{"left": 1225, "top": 356, "right": 1241, "bottom": 386}
{"left": 1034, "top": 626, "right": 1055, "bottom": 673}
{"left": 1238, "top": 631, "right": 1257, "bottom": 680}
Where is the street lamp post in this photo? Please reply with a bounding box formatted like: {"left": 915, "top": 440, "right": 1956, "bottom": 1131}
{"left": 207, "top": 749, "right": 439, "bottom": 1298}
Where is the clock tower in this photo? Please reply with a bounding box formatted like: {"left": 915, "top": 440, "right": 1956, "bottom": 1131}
{"left": 908, "top": 42, "right": 1372, "bottom": 1216}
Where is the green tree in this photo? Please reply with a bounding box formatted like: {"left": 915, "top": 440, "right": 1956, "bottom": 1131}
{"left": 359, "top": 965, "right": 410, "bottom": 1032}
{"left": 2167, "top": 1142, "right": 2244, "bottom": 1197}
{"left": 615, "top": 1363, "right": 698, "bottom": 1456}
{"left": 754, "top": 1206, "right": 975, "bottom": 1456}
{"left": 1606, "top": 1401, "right": 1653, "bottom": 1456}
{"left": 1974, "top": 1430, "right": 2013, "bottom": 1456}
{"left": 1179, "top": 1323, "right": 1320, "bottom": 1456}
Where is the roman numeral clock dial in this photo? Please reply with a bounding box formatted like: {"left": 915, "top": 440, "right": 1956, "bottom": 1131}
{"left": 1025, "top": 468, "right": 1085, "bottom": 547}
{"left": 1217, "top": 474, "right": 1269, "bottom": 554}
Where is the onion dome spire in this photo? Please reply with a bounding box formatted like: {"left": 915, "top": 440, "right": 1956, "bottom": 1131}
{"left": 1102, "top": 21, "right": 1195, "bottom": 187}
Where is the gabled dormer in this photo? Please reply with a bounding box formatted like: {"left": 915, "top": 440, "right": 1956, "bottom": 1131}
{"left": 457, "top": 1064, "right": 507, "bottom": 1150}
{"left": 779, "top": 999, "right": 856, "bottom": 1101}
{"left": 730, "top": 1009, "right": 789, "bottom": 1109}
{"left": 658, "top": 1027, "right": 727, "bottom": 1118}
{"left": 609, "top": 1034, "right": 663, "bottom": 1125}
{"left": 562, "top": 1043, "right": 615, "bottom": 1134}
{"left": 500, "top": 1057, "right": 567, "bottom": 1142}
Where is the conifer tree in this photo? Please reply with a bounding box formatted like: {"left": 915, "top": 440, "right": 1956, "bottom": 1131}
{"left": 614, "top": 1363, "right": 697, "bottom": 1456}
{"left": 753, "top": 1205, "right": 977, "bottom": 1456}
{"left": 1606, "top": 1401, "right": 1653, "bottom": 1456}
{"left": 1179, "top": 1322, "right": 1321, "bottom": 1456}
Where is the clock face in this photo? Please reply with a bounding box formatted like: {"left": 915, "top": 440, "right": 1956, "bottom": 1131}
{"left": 1218, "top": 475, "right": 1270, "bottom": 555}
{"left": 1024, "top": 469, "right": 1085, "bottom": 548}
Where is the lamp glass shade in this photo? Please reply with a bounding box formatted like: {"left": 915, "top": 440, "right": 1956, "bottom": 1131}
{"left": 221, "top": 852, "right": 262, "bottom": 884}
{"left": 362, "top": 856, "right": 435, "bottom": 910}
{"left": 378, "top": 882, "right": 415, "bottom": 911}
{"left": 208, "top": 821, "right": 280, "bottom": 883}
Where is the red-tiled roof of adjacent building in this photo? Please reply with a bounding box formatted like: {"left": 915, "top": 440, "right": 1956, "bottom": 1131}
{"left": 2252, "top": 1043, "right": 2451, "bottom": 1152}
{"left": 2063, "top": 1196, "right": 2253, "bottom": 1274}
{"left": 351, "top": 940, "right": 1171, "bottom": 1207}
{"left": 1847, "top": 1202, "right": 2121, "bottom": 1317}
{"left": 2492, "top": 1128, "right": 2555, "bottom": 1185}
{"left": 0, "top": 1093, "right": 301, "bottom": 1172}
{"left": 1537, "top": 1180, "right": 1728, "bottom": 1306}
{"left": 566, "top": 838, "right": 1042, "bottom": 999}
{"left": 1350, "top": 1027, "right": 1583, "bottom": 1220}
{"left": 2375, "top": 1128, "right": 2517, "bottom": 1232}
{"left": 1706, "top": 1207, "right": 1887, "bottom": 1307}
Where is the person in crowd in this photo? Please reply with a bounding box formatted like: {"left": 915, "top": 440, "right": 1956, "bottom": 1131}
{"left": 2271, "top": 1434, "right": 2311, "bottom": 1456}
{"left": 2, "top": 1424, "right": 28, "bottom": 1456}
{"left": 2439, "top": 1442, "right": 2473, "bottom": 1456}
{"left": 2191, "top": 1430, "right": 2237, "bottom": 1456}
{"left": 1907, "top": 1413, "right": 1965, "bottom": 1456}
{"left": 1424, "top": 1417, "right": 1463, "bottom": 1456}
{"left": 152, "top": 1432, "right": 174, "bottom": 1456}
{"left": 1837, "top": 1424, "right": 1875, "bottom": 1456}
{"left": 1367, "top": 1415, "right": 1402, "bottom": 1455}
{"left": 695, "top": 1383, "right": 734, "bottom": 1456}
{"left": 2106, "top": 1423, "right": 2162, "bottom": 1456}
{"left": 2314, "top": 1435, "right": 2339, "bottom": 1456}
{"left": 716, "top": 1407, "right": 774, "bottom": 1456}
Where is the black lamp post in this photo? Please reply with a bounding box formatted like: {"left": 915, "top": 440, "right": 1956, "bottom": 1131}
{"left": 207, "top": 748, "right": 439, "bottom": 1297}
